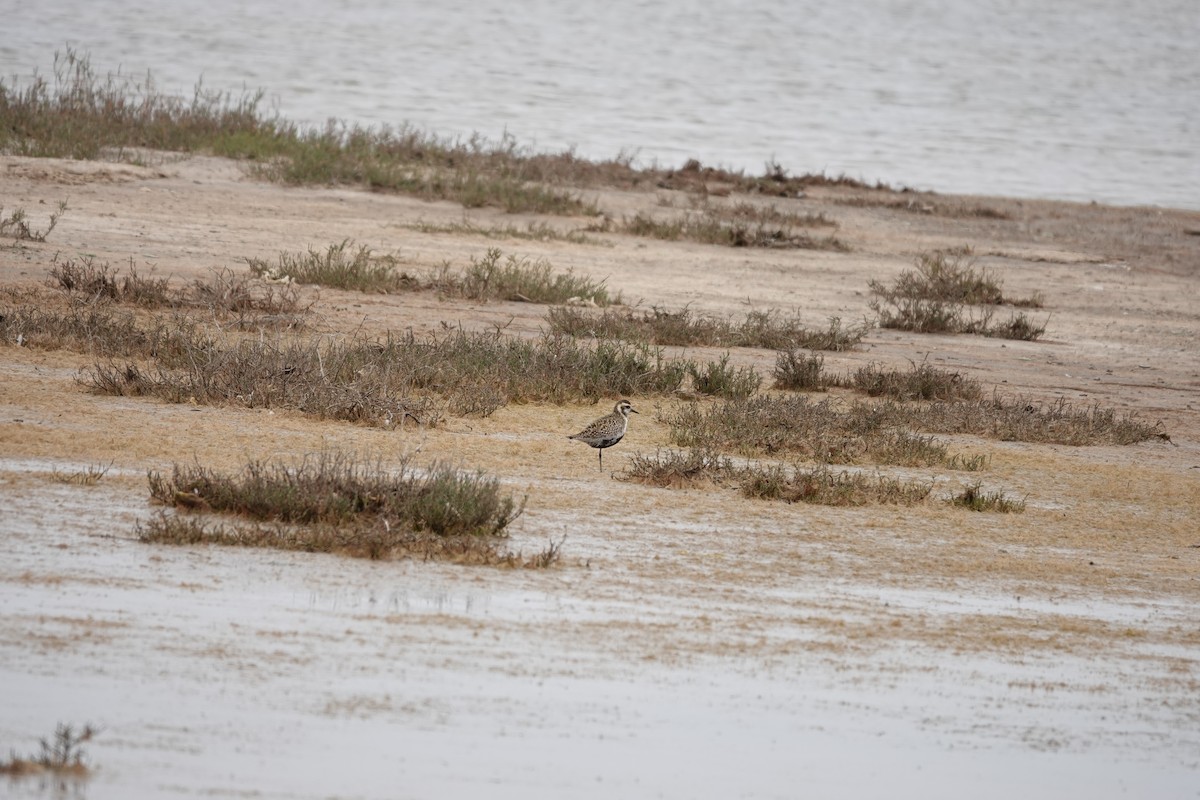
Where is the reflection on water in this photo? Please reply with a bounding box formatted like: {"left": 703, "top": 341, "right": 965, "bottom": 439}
{"left": 306, "top": 587, "right": 497, "bottom": 615}
{"left": 305, "top": 586, "right": 576, "bottom": 617}
{"left": 3, "top": 0, "right": 1198, "bottom": 208}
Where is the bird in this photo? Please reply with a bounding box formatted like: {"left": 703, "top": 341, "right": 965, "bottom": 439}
{"left": 567, "top": 399, "right": 639, "bottom": 471}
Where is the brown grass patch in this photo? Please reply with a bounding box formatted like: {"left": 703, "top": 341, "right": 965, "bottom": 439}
{"left": 140, "top": 451, "right": 558, "bottom": 567}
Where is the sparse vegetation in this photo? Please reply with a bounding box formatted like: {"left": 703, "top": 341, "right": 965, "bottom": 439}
{"left": 0, "top": 295, "right": 214, "bottom": 357}
{"left": 654, "top": 157, "right": 885, "bottom": 197}
{"left": 80, "top": 323, "right": 690, "bottom": 422}
{"left": 950, "top": 481, "right": 1026, "bottom": 513}
{"left": 847, "top": 361, "right": 983, "bottom": 402}
{"left": 774, "top": 349, "right": 982, "bottom": 399}
{"left": 687, "top": 354, "right": 762, "bottom": 399}
{"left": 50, "top": 255, "right": 170, "bottom": 304}
{"left": 665, "top": 395, "right": 980, "bottom": 468}
{"left": 49, "top": 461, "right": 112, "bottom": 485}
{"left": 623, "top": 449, "right": 933, "bottom": 506}
{"left": 834, "top": 193, "right": 1010, "bottom": 219}
{"left": 548, "top": 305, "right": 869, "bottom": 351}
{"left": 623, "top": 447, "right": 735, "bottom": 488}
{"left": 0, "top": 49, "right": 595, "bottom": 215}
{"left": 869, "top": 252, "right": 1046, "bottom": 339}
{"left": 655, "top": 196, "right": 840, "bottom": 228}
{"left": 0, "top": 45, "right": 933, "bottom": 233}
{"left": 0, "top": 723, "right": 96, "bottom": 778}
{"left": 740, "top": 464, "right": 933, "bottom": 506}
{"left": 666, "top": 393, "right": 1163, "bottom": 466}
{"left": 406, "top": 218, "right": 603, "bottom": 245}
{"left": 48, "top": 255, "right": 308, "bottom": 327}
{"left": 773, "top": 349, "right": 829, "bottom": 391}
{"left": 915, "top": 392, "right": 1165, "bottom": 446}
{"left": 619, "top": 208, "right": 848, "bottom": 250}
{"left": 247, "top": 239, "right": 412, "bottom": 293}
{"left": 1, "top": 202, "right": 68, "bottom": 242}
{"left": 456, "top": 247, "right": 616, "bottom": 305}
{"left": 247, "top": 243, "right": 618, "bottom": 304}
{"left": 0, "top": 48, "right": 919, "bottom": 226}
{"left": 139, "top": 451, "right": 554, "bottom": 566}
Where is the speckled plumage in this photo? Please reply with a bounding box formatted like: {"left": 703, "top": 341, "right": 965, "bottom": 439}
{"left": 568, "top": 399, "right": 638, "bottom": 471}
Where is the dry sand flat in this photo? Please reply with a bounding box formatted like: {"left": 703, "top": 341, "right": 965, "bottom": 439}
{"left": 2, "top": 153, "right": 1200, "bottom": 798}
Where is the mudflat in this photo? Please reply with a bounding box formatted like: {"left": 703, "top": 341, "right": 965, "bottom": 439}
{"left": 2, "top": 152, "right": 1199, "bottom": 798}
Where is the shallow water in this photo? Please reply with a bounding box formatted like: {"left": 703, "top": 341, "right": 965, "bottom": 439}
{"left": 3, "top": 0, "right": 1198, "bottom": 209}
{"left": 2, "top": 459, "right": 1198, "bottom": 798}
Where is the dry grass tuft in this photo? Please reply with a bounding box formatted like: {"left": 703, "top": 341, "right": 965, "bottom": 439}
{"left": 618, "top": 208, "right": 849, "bottom": 250}
{"left": 548, "top": 306, "right": 868, "bottom": 351}
{"left": 664, "top": 391, "right": 1160, "bottom": 468}
{"left": 1, "top": 202, "right": 68, "bottom": 242}
{"left": 916, "top": 392, "right": 1165, "bottom": 446}
{"left": 740, "top": 464, "right": 933, "bottom": 506}
{"left": 949, "top": 482, "right": 1026, "bottom": 513}
{"left": 847, "top": 361, "right": 983, "bottom": 401}
{"left": 772, "top": 349, "right": 829, "bottom": 391}
{"left": 140, "top": 451, "right": 555, "bottom": 566}
{"left": 623, "top": 450, "right": 934, "bottom": 506}
{"left": 665, "top": 395, "right": 974, "bottom": 468}
{"left": 406, "top": 218, "right": 603, "bottom": 246}
{"left": 623, "top": 447, "right": 735, "bottom": 488}
{"left": 0, "top": 297, "right": 215, "bottom": 357}
{"left": 453, "top": 247, "right": 618, "bottom": 305}
{"left": 247, "top": 239, "right": 414, "bottom": 293}
{"left": 48, "top": 255, "right": 308, "bottom": 328}
{"left": 869, "top": 252, "right": 1046, "bottom": 339}
{"left": 79, "top": 323, "right": 689, "bottom": 423}
{"left": 0, "top": 723, "right": 97, "bottom": 779}
{"left": 687, "top": 354, "right": 763, "bottom": 399}
{"left": 834, "top": 193, "right": 1011, "bottom": 220}
{"left": 49, "top": 462, "right": 112, "bottom": 486}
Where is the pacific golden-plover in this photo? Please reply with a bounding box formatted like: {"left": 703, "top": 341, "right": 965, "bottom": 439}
{"left": 567, "top": 399, "right": 638, "bottom": 471}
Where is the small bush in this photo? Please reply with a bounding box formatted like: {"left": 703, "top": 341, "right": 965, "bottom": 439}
{"left": 0, "top": 298, "right": 216, "bottom": 358}
{"left": 773, "top": 349, "right": 828, "bottom": 391}
{"left": 950, "top": 481, "right": 1026, "bottom": 513}
{"left": 49, "top": 462, "right": 112, "bottom": 486}
{"left": 687, "top": 353, "right": 762, "bottom": 399}
{"left": 47, "top": 256, "right": 307, "bottom": 326}
{"left": 665, "top": 395, "right": 969, "bottom": 468}
{"left": 869, "top": 252, "right": 1046, "bottom": 340}
{"left": 460, "top": 247, "right": 615, "bottom": 305}
{"left": 547, "top": 305, "right": 868, "bottom": 351}
{"left": 661, "top": 391, "right": 1153, "bottom": 468}
{"left": 406, "top": 218, "right": 601, "bottom": 245}
{"left": 140, "top": 452, "right": 554, "bottom": 566}
{"left": 80, "top": 323, "right": 689, "bottom": 423}
{"left": 620, "top": 209, "right": 848, "bottom": 250}
{"left": 741, "top": 464, "right": 933, "bottom": 506}
{"left": 623, "top": 449, "right": 932, "bottom": 506}
{"left": 879, "top": 252, "right": 1006, "bottom": 305}
{"left": 833, "top": 194, "right": 1011, "bottom": 220}
{"left": 247, "top": 239, "right": 412, "bottom": 293}
{"left": 0, "top": 202, "right": 68, "bottom": 242}
{"left": 741, "top": 313, "right": 869, "bottom": 352}
{"left": 0, "top": 723, "right": 96, "bottom": 778}
{"left": 849, "top": 362, "right": 983, "bottom": 401}
{"left": 623, "top": 447, "right": 735, "bottom": 488}
{"left": 915, "top": 392, "right": 1165, "bottom": 446}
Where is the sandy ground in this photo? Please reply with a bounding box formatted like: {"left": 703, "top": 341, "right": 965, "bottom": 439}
{"left": 2, "top": 153, "right": 1199, "bottom": 799}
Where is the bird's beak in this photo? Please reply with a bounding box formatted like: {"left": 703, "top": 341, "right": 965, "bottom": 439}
{"left": 630, "top": 408, "right": 640, "bottom": 413}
